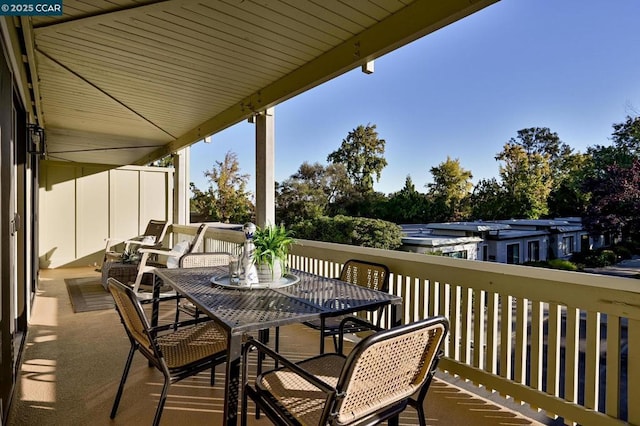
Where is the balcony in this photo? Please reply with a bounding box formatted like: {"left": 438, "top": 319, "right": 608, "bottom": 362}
{"left": 9, "top": 225, "right": 638, "bottom": 425}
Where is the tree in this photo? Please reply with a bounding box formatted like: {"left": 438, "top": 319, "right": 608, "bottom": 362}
{"left": 547, "top": 152, "right": 592, "bottom": 217}
{"left": 496, "top": 140, "right": 552, "bottom": 219}
{"left": 276, "top": 162, "right": 351, "bottom": 225}
{"left": 468, "top": 177, "right": 507, "bottom": 220}
{"left": 426, "top": 157, "right": 473, "bottom": 221}
{"left": 508, "top": 127, "right": 572, "bottom": 186}
{"left": 190, "top": 151, "right": 254, "bottom": 223}
{"left": 384, "top": 176, "right": 428, "bottom": 223}
{"left": 582, "top": 158, "right": 640, "bottom": 241}
{"left": 327, "top": 124, "right": 387, "bottom": 194}
{"left": 610, "top": 115, "right": 640, "bottom": 157}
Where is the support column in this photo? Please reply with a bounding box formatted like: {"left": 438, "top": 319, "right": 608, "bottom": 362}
{"left": 255, "top": 107, "right": 275, "bottom": 227}
{"left": 172, "top": 147, "right": 190, "bottom": 225}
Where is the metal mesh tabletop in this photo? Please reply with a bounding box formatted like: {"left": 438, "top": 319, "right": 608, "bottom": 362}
{"left": 154, "top": 267, "right": 401, "bottom": 334}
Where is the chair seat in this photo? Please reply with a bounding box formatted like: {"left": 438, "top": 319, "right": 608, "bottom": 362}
{"left": 257, "top": 353, "right": 346, "bottom": 425}
{"left": 158, "top": 322, "right": 227, "bottom": 369}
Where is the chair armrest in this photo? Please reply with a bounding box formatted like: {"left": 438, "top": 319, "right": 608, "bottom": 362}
{"left": 242, "top": 336, "right": 335, "bottom": 394}
{"left": 104, "top": 237, "right": 126, "bottom": 252}
{"left": 137, "top": 247, "right": 173, "bottom": 256}
{"left": 337, "top": 316, "right": 383, "bottom": 353}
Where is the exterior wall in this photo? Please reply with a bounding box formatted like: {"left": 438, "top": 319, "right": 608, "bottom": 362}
{"left": 401, "top": 242, "right": 480, "bottom": 260}
{"left": 39, "top": 161, "right": 173, "bottom": 268}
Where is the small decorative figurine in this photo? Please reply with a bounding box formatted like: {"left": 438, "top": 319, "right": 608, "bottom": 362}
{"left": 239, "top": 222, "right": 259, "bottom": 285}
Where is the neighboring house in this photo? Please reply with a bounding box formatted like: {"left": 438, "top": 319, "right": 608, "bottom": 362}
{"left": 400, "top": 222, "right": 504, "bottom": 260}
{"left": 494, "top": 219, "right": 588, "bottom": 260}
{"left": 401, "top": 218, "right": 597, "bottom": 264}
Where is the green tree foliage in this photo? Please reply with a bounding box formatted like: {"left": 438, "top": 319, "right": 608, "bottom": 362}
{"left": 468, "top": 177, "right": 507, "bottom": 220}
{"left": 547, "top": 152, "right": 592, "bottom": 217}
{"left": 291, "top": 215, "right": 403, "bottom": 250}
{"left": 327, "top": 124, "right": 387, "bottom": 194}
{"left": 276, "top": 162, "right": 351, "bottom": 225}
{"left": 426, "top": 157, "right": 473, "bottom": 221}
{"left": 611, "top": 115, "right": 640, "bottom": 157}
{"left": 496, "top": 140, "right": 552, "bottom": 219}
{"left": 384, "top": 176, "right": 428, "bottom": 223}
{"left": 509, "top": 127, "right": 572, "bottom": 186}
{"left": 190, "top": 151, "right": 254, "bottom": 223}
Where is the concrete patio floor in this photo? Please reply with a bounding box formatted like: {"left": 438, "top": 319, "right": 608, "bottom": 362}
{"left": 7, "top": 266, "right": 556, "bottom": 426}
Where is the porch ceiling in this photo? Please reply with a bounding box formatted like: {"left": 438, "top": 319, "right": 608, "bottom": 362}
{"left": 21, "top": 0, "right": 498, "bottom": 165}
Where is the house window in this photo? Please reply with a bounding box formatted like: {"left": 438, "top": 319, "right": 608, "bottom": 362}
{"left": 562, "top": 236, "right": 574, "bottom": 256}
{"left": 527, "top": 241, "right": 540, "bottom": 262}
{"left": 507, "top": 243, "right": 520, "bottom": 264}
{"left": 443, "top": 250, "right": 468, "bottom": 259}
{"left": 482, "top": 245, "right": 488, "bottom": 261}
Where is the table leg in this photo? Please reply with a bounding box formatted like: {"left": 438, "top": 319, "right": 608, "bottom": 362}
{"left": 223, "top": 334, "right": 243, "bottom": 426}
{"left": 391, "top": 303, "right": 402, "bottom": 328}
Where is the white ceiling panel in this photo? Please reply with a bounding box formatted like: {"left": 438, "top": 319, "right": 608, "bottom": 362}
{"left": 16, "top": 0, "right": 499, "bottom": 165}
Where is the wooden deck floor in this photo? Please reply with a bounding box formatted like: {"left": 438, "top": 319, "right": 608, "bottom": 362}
{"left": 7, "top": 266, "right": 552, "bottom": 426}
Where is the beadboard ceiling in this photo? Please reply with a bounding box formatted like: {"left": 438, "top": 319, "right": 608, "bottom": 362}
{"left": 20, "top": 0, "right": 498, "bottom": 165}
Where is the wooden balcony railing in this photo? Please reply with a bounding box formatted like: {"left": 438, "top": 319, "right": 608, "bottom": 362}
{"left": 174, "top": 224, "right": 640, "bottom": 426}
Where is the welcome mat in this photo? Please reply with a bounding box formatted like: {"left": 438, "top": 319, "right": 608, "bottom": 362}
{"left": 65, "top": 277, "right": 114, "bottom": 313}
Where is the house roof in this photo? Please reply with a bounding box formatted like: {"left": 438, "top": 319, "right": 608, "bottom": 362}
{"left": 10, "top": 0, "right": 499, "bottom": 165}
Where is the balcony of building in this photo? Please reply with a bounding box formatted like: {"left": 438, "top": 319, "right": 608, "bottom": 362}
{"left": 9, "top": 225, "right": 638, "bottom": 425}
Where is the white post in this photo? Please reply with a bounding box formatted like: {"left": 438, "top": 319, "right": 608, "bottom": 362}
{"left": 173, "top": 147, "right": 190, "bottom": 225}
{"left": 255, "top": 107, "right": 275, "bottom": 227}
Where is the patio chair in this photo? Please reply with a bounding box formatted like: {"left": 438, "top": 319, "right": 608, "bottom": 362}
{"left": 131, "top": 223, "right": 209, "bottom": 298}
{"left": 241, "top": 315, "right": 449, "bottom": 426}
{"left": 175, "top": 252, "right": 232, "bottom": 322}
{"left": 107, "top": 278, "right": 227, "bottom": 426}
{"left": 302, "top": 259, "right": 390, "bottom": 353}
{"left": 101, "top": 219, "right": 169, "bottom": 269}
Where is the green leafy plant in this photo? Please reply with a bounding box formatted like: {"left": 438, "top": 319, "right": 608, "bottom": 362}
{"left": 252, "top": 224, "right": 295, "bottom": 273}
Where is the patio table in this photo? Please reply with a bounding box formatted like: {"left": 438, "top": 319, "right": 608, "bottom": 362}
{"left": 153, "top": 265, "right": 403, "bottom": 426}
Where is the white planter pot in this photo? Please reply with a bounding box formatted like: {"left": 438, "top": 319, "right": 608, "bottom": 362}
{"left": 256, "top": 261, "right": 284, "bottom": 283}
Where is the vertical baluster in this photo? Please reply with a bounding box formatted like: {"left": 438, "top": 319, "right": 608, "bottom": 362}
{"left": 584, "top": 311, "right": 601, "bottom": 411}
{"left": 416, "top": 276, "right": 426, "bottom": 322}
{"left": 486, "top": 292, "right": 499, "bottom": 376}
{"left": 530, "top": 300, "right": 543, "bottom": 392}
{"left": 605, "top": 314, "right": 620, "bottom": 419}
{"left": 500, "top": 294, "right": 513, "bottom": 381}
{"left": 428, "top": 278, "right": 438, "bottom": 318}
{"left": 514, "top": 297, "right": 528, "bottom": 387}
{"left": 460, "top": 287, "right": 472, "bottom": 364}
{"left": 629, "top": 319, "right": 640, "bottom": 424}
{"left": 440, "top": 282, "right": 451, "bottom": 357}
{"left": 565, "top": 307, "right": 580, "bottom": 405}
{"left": 449, "top": 285, "right": 461, "bottom": 360}
{"left": 547, "top": 303, "right": 561, "bottom": 397}
{"left": 473, "top": 289, "right": 485, "bottom": 370}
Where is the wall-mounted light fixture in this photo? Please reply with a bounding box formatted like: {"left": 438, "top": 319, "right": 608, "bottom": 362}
{"left": 27, "top": 124, "right": 46, "bottom": 156}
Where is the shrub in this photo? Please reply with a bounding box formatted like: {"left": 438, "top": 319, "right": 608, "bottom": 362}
{"left": 291, "top": 215, "right": 403, "bottom": 250}
{"left": 548, "top": 259, "right": 578, "bottom": 271}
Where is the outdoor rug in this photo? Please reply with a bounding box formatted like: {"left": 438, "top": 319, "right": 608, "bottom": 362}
{"left": 65, "top": 277, "right": 114, "bottom": 313}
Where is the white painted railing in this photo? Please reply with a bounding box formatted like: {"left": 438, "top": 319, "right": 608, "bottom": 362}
{"left": 177, "top": 226, "right": 639, "bottom": 426}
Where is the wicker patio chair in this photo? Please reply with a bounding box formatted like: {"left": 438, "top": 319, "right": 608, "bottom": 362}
{"left": 175, "top": 252, "right": 232, "bottom": 321}
{"left": 302, "top": 259, "right": 390, "bottom": 352}
{"left": 107, "top": 278, "right": 228, "bottom": 426}
{"left": 242, "top": 315, "right": 449, "bottom": 426}
{"left": 102, "top": 219, "right": 169, "bottom": 268}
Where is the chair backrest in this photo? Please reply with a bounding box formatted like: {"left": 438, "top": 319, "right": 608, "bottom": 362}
{"left": 107, "top": 278, "right": 155, "bottom": 354}
{"left": 187, "top": 223, "right": 209, "bottom": 254}
{"left": 332, "top": 316, "right": 449, "bottom": 425}
{"left": 142, "top": 220, "right": 169, "bottom": 246}
{"left": 339, "top": 259, "right": 389, "bottom": 293}
{"left": 180, "top": 252, "right": 231, "bottom": 268}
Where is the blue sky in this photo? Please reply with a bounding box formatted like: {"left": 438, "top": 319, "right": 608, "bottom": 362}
{"left": 190, "top": 0, "right": 640, "bottom": 196}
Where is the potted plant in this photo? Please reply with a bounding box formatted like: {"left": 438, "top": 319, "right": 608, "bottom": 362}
{"left": 252, "top": 224, "right": 294, "bottom": 282}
